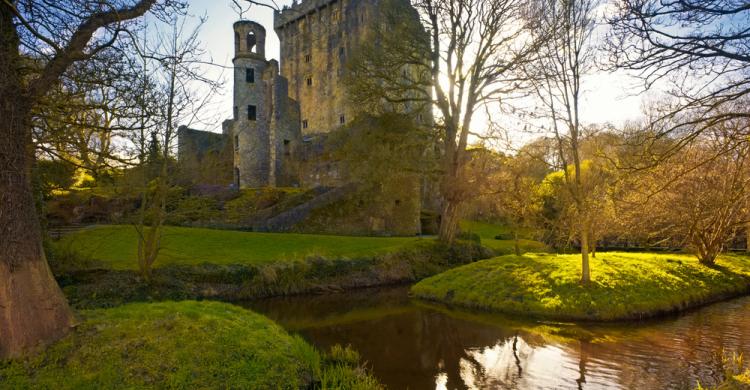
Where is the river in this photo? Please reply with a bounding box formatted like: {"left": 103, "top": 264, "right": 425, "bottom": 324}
{"left": 242, "top": 286, "right": 750, "bottom": 389}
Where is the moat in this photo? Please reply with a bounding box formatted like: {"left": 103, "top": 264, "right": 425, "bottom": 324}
{"left": 244, "top": 286, "right": 750, "bottom": 389}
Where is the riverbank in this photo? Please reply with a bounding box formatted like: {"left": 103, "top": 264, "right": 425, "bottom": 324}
{"left": 0, "top": 301, "right": 381, "bottom": 389}
{"left": 51, "top": 225, "right": 492, "bottom": 309}
{"left": 411, "top": 252, "right": 750, "bottom": 321}
{"left": 244, "top": 285, "right": 750, "bottom": 389}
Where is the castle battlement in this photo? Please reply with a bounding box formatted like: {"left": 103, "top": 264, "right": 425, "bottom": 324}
{"left": 274, "top": 0, "right": 339, "bottom": 29}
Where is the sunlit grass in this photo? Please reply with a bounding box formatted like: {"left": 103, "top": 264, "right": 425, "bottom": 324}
{"left": 412, "top": 252, "right": 750, "bottom": 320}
{"left": 0, "top": 301, "right": 381, "bottom": 389}
{"left": 58, "top": 225, "right": 423, "bottom": 270}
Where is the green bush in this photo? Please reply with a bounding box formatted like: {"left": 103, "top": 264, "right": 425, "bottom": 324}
{"left": 494, "top": 233, "right": 514, "bottom": 240}
{"left": 457, "top": 231, "right": 482, "bottom": 243}
{"left": 320, "top": 345, "right": 383, "bottom": 390}
{"left": 46, "top": 239, "right": 105, "bottom": 276}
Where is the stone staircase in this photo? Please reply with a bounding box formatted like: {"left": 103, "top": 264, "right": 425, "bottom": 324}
{"left": 254, "top": 184, "right": 356, "bottom": 232}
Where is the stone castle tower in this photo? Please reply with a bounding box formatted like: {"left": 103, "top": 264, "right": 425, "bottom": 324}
{"left": 176, "top": 0, "right": 428, "bottom": 235}
{"left": 182, "top": 0, "right": 427, "bottom": 190}
{"left": 223, "top": 21, "right": 300, "bottom": 188}
{"left": 274, "top": 0, "right": 381, "bottom": 134}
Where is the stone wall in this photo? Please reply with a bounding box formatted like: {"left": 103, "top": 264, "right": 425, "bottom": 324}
{"left": 176, "top": 126, "right": 233, "bottom": 186}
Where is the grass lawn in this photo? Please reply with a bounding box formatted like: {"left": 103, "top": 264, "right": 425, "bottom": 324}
{"left": 58, "top": 225, "right": 423, "bottom": 270}
{"left": 0, "top": 301, "right": 381, "bottom": 389}
{"left": 459, "top": 220, "right": 548, "bottom": 254}
{"left": 412, "top": 252, "right": 750, "bottom": 321}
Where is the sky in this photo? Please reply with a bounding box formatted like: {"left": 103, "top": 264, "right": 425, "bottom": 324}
{"left": 186, "top": 0, "right": 647, "bottom": 139}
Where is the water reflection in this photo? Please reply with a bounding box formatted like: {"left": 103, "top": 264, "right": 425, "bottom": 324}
{"left": 242, "top": 287, "right": 750, "bottom": 389}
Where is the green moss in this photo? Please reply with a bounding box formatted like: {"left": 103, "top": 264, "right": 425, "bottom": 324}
{"left": 58, "top": 225, "right": 422, "bottom": 270}
{"left": 0, "top": 301, "right": 380, "bottom": 389}
{"left": 412, "top": 252, "right": 750, "bottom": 321}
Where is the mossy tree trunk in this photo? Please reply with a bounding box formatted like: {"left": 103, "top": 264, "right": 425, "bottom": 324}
{"left": 514, "top": 229, "right": 521, "bottom": 256}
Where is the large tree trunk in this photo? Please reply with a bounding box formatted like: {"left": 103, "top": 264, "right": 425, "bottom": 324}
{"left": 1, "top": 7, "right": 75, "bottom": 358}
{"left": 0, "top": 102, "right": 76, "bottom": 359}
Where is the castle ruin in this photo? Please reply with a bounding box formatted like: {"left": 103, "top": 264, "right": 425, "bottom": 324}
{"left": 178, "top": 0, "right": 429, "bottom": 235}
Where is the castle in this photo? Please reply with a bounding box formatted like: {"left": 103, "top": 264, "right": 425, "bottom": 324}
{"left": 178, "top": 0, "right": 430, "bottom": 235}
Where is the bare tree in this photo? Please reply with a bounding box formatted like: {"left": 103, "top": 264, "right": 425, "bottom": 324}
{"left": 0, "top": 0, "right": 179, "bottom": 359}
{"left": 617, "top": 120, "right": 750, "bottom": 264}
{"left": 129, "top": 14, "right": 221, "bottom": 279}
{"left": 523, "top": 0, "right": 599, "bottom": 283}
{"left": 32, "top": 52, "right": 139, "bottom": 180}
{"left": 607, "top": 0, "right": 750, "bottom": 161}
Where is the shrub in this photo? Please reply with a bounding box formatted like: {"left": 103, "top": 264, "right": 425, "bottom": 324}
{"left": 457, "top": 231, "right": 482, "bottom": 244}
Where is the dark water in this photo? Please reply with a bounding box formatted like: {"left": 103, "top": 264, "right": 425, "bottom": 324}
{"left": 242, "top": 287, "right": 750, "bottom": 389}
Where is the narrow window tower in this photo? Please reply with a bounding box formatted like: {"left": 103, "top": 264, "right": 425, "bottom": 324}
{"left": 232, "top": 20, "right": 270, "bottom": 188}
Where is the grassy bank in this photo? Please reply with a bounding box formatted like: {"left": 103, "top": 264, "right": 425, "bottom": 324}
{"left": 58, "top": 225, "right": 422, "bottom": 270}
{"left": 0, "top": 301, "right": 381, "bottom": 389}
{"left": 54, "top": 236, "right": 492, "bottom": 309}
{"left": 412, "top": 252, "right": 750, "bottom": 321}
{"left": 459, "top": 220, "right": 548, "bottom": 254}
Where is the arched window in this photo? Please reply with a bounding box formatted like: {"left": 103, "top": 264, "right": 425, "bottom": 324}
{"left": 234, "top": 32, "right": 240, "bottom": 53}
{"left": 247, "top": 32, "right": 257, "bottom": 53}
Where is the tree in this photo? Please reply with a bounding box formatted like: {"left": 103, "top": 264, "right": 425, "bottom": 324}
{"left": 129, "top": 14, "right": 221, "bottom": 279}
{"left": 33, "top": 51, "right": 139, "bottom": 182}
{"left": 347, "top": 0, "right": 543, "bottom": 243}
{"left": 488, "top": 154, "right": 544, "bottom": 256}
{"left": 607, "top": 0, "right": 750, "bottom": 161}
{"left": 523, "top": 0, "right": 599, "bottom": 283}
{"left": 0, "top": 0, "right": 171, "bottom": 359}
{"left": 328, "top": 112, "right": 437, "bottom": 191}
{"left": 618, "top": 124, "right": 750, "bottom": 264}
